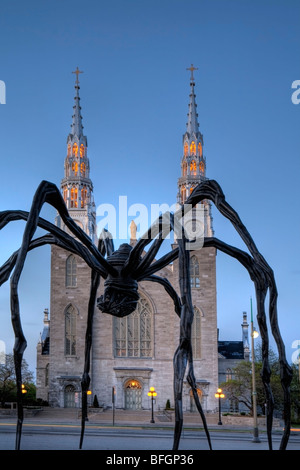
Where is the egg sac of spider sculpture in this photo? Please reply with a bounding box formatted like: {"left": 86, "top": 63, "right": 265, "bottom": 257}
{"left": 96, "top": 243, "right": 140, "bottom": 318}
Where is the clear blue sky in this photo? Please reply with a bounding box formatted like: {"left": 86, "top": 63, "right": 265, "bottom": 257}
{"left": 0, "top": 0, "right": 299, "bottom": 376}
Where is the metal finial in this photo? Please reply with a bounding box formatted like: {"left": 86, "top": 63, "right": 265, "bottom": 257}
{"left": 72, "top": 67, "right": 84, "bottom": 86}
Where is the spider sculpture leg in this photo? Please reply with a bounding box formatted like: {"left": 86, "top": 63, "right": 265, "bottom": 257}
{"left": 185, "top": 180, "right": 293, "bottom": 450}
{"left": 80, "top": 231, "right": 114, "bottom": 449}
{"left": 133, "top": 213, "right": 212, "bottom": 450}
{"left": 0, "top": 181, "right": 114, "bottom": 450}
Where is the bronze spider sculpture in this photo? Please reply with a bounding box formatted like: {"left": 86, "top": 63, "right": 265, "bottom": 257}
{"left": 0, "top": 179, "right": 292, "bottom": 451}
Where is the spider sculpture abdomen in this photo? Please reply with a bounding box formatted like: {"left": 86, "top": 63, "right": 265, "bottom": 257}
{"left": 96, "top": 243, "right": 140, "bottom": 317}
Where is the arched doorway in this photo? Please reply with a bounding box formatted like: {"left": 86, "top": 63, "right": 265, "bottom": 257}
{"left": 190, "top": 388, "right": 203, "bottom": 412}
{"left": 125, "top": 380, "right": 142, "bottom": 410}
{"left": 64, "top": 384, "right": 76, "bottom": 408}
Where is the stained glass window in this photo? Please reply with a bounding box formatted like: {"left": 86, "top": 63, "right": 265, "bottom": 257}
{"left": 66, "top": 255, "right": 77, "bottom": 287}
{"left": 65, "top": 304, "right": 77, "bottom": 356}
{"left": 190, "top": 255, "right": 200, "bottom": 288}
{"left": 114, "top": 296, "right": 152, "bottom": 358}
{"left": 191, "top": 307, "right": 201, "bottom": 358}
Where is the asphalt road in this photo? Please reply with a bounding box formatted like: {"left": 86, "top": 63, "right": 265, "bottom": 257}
{"left": 0, "top": 421, "right": 299, "bottom": 451}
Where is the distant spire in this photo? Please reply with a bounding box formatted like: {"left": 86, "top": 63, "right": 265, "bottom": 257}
{"left": 186, "top": 64, "right": 200, "bottom": 135}
{"left": 71, "top": 67, "right": 84, "bottom": 138}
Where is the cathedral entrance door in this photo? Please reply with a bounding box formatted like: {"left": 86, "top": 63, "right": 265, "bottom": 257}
{"left": 64, "top": 384, "right": 76, "bottom": 408}
{"left": 125, "top": 380, "right": 142, "bottom": 410}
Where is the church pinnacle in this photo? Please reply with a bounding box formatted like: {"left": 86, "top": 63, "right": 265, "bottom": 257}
{"left": 177, "top": 65, "right": 213, "bottom": 237}
{"left": 70, "top": 67, "right": 84, "bottom": 139}
{"left": 56, "top": 68, "right": 96, "bottom": 241}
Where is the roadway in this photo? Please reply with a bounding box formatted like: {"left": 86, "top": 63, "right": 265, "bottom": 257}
{"left": 0, "top": 419, "right": 299, "bottom": 452}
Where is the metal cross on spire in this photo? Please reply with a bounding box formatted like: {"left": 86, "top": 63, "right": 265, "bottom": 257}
{"left": 186, "top": 64, "right": 198, "bottom": 83}
{"left": 72, "top": 67, "right": 83, "bottom": 86}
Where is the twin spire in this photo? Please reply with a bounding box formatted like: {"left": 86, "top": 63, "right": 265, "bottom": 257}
{"left": 186, "top": 64, "right": 200, "bottom": 135}
{"left": 70, "top": 67, "right": 84, "bottom": 139}
{"left": 56, "top": 68, "right": 96, "bottom": 241}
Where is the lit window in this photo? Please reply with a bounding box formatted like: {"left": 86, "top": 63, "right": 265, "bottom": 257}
{"left": 66, "top": 255, "right": 77, "bottom": 287}
{"left": 80, "top": 162, "right": 86, "bottom": 177}
{"left": 190, "top": 160, "right": 197, "bottom": 175}
{"left": 190, "top": 141, "right": 196, "bottom": 155}
{"left": 65, "top": 304, "right": 77, "bottom": 356}
{"left": 81, "top": 187, "right": 87, "bottom": 208}
{"left": 184, "top": 142, "right": 189, "bottom": 156}
{"left": 72, "top": 143, "right": 78, "bottom": 157}
{"left": 80, "top": 144, "right": 85, "bottom": 158}
{"left": 226, "top": 368, "right": 233, "bottom": 382}
{"left": 191, "top": 307, "right": 201, "bottom": 358}
{"left": 190, "top": 255, "right": 200, "bottom": 288}
{"left": 198, "top": 142, "right": 203, "bottom": 157}
{"left": 114, "top": 296, "right": 152, "bottom": 358}
{"left": 199, "top": 161, "right": 205, "bottom": 174}
{"left": 181, "top": 186, "right": 186, "bottom": 203}
{"left": 72, "top": 161, "right": 78, "bottom": 176}
{"left": 63, "top": 188, "right": 68, "bottom": 204}
{"left": 70, "top": 187, "right": 78, "bottom": 208}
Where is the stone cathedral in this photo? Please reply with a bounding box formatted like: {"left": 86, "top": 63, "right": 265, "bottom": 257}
{"left": 36, "top": 68, "right": 249, "bottom": 413}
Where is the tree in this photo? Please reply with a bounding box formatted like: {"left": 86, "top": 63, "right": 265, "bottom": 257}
{"left": 290, "top": 363, "right": 300, "bottom": 423}
{"left": 0, "top": 353, "right": 34, "bottom": 407}
{"left": 221, "top": 345, "right": 287, "bottom": 417}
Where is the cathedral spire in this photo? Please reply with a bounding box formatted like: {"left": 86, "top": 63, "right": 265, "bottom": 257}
{"left": 70, "top": 67, "right": 84, "bottom": 139}
{"left": 56, "top": 69, "right": 96, "bottom": 241}
{"left": 177, "top": 66, "right": 214, "bottom": 236}
{"left": 186, "top": 64, "right": 200, "bottom": 135}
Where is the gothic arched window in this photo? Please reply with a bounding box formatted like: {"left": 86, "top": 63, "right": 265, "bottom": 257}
{"left": 114, "top": 296, "right": 152, "bottom": 358}
{"left": 198, "top": 142, "right": 203, "bottom": 157}
{"left": 226, "top": 368, "right": 233, "bottom": 381}
{"left": 80, "top": 162, "right": 86, "bottom": 177}
{"left": 190, "top": 141, "right": 196, "bottom": 155}
{"left": 72, "top": 161, "right": 78, "bottom": 176}
{"left": 199, "top": 160, "right": 205, "bottom": 175}
{"left": 190, "top": 160, "right": 197, "bottom": 175}
{"left": 63, "top": 188, "right": 68, "bottom": 204}
{"left": 66, "top": 255, "right": 77, "bottom": 287}
{"left": 184, "top": 142, "right": 188, "bottom": 156}
{"left": 191, "top": 307, "right": 201, "bottom": 358}
{"left": 80, "top": 144, "right": 85, "bottom": 158}
{"left": 65, "top": 304, "right": 77, "bottom": 356}
{"left": 70, "top": 187, "right": 78, "bottom": 208}
{"left": 190, "top": 255, "right": 200, "bottom": 288}
{"left": 181, "top": 185, "right": 186, "bottom": 203}
{"left": 72, "top": 143, "right": 78, "bottom": 157}
{"left": 81, "top": 186, "right": 87, "bottom": 208}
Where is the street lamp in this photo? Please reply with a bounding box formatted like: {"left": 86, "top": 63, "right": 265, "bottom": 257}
{"left": 148, "top": 386, "right": 157, "bottom": 423}
{"left": 21, "top": 384, "right": 27, "bottom": 394}
{"left": 251, "top": 297, "right": 261, "bottom": 443}
{"left": 215, "top": 388, "right": 225, "bottom": 425}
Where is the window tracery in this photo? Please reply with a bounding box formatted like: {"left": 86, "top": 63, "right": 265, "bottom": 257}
{"left": 114, "top": 296, "right": 152, "bottom": 358}
{"left": 190, "top": 255, "right": 200, "bottom": 288}
{"left": 65, "top": 304, "right": 77, "bottom": 356}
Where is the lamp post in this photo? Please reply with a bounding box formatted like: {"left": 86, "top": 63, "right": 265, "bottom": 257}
{"left": 148, "top": 386, "right": 157, "bottom": 423}
{"left": 215, "top": 388, "right": 225, "bottom": 425}
{"left": 250, "top": 297, "right": 261, "bottom": 443}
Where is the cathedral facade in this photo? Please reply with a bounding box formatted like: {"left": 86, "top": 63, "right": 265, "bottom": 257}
{"left": 36, "top": 69, "right": 249, "bottom": 413}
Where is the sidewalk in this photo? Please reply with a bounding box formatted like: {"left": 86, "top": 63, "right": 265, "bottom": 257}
{"left": 0, "top": 407, "right": 283, "bottom": 434}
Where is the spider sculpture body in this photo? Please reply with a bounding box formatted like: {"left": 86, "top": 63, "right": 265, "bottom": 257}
{"left": 0, "top": 179, "right": 292, "bottom": 451}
